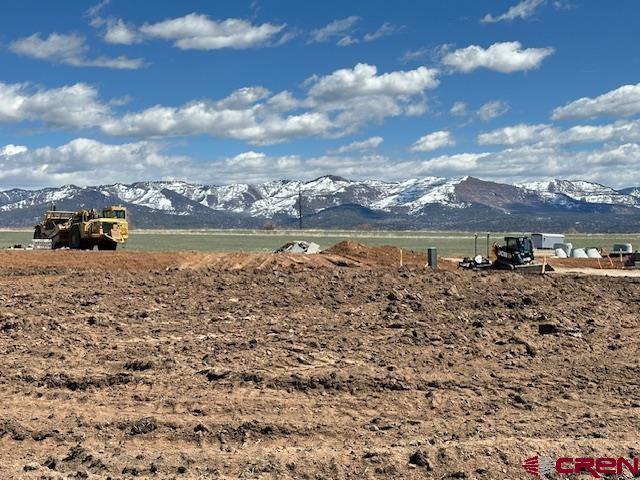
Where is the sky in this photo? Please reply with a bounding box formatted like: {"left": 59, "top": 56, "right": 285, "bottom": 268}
{"left": 0, "top": 0, "right": 639, "bottom": 189}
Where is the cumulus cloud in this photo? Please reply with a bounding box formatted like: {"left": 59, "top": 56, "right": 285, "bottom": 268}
{"left": 477, "top": 100, "right": 510, "bottom": 121}
{"left": 0, "top": 81, "right": 110, "bottom": 127}
{"left": 0, "top": 145, "right": 28, "bottom": 156}
{"left": 0, "top": 138, "right": 189, "bottom": 188}
{"left": 138, "top": 13, "right": 286, "bottom": 50}
{"left": 307, "top": 63, "right": 438, "bottom": 101}
{"left": 100, "top": 63, "right": 438, "bottom": 144}
{"left": 0, "top": 63, "right": 437, "bottom": 145}
{"left": 4, "top": 136, "right": 640, "bottom": 189}
{"left": 309, "top": 16, "right": 360, "bottom": 44}
{"left": 450, "top": 101, "right": 468, "bottom": 117}
{"left": 103, "top": 18, "right": 142, "bottom": 44}
{"left": 478, "top": 119, "right": 640, "bottom": 147}
{"left": 9, "top": 32, "right": 145, "bottom": 69}
{"left": 552, "top": 83, "right": 640, "bottom": 120}
{"left": 330, "top": 136, "right": 383, "bottom": 154}
{"left": 481, "top": 0, "right": 545, "bottom": 23}
{"left": 442, "top": 41, "right": 554, "bottom": 73}
{"left": 410, "top": 131, "right": 455, "bottom": 152}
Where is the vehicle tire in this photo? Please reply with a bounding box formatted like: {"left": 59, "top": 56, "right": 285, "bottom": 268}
{"left": 82, "top": 240, "right": 94, "bottom": 251}
{"left": 33, "top": 226, "right": 42, "bottom": 239}
{"left": 69, "top": 226, "right": 81, "bottom": 249}
{"left": 98, "top": 241, "right": 117, "bottom": 251}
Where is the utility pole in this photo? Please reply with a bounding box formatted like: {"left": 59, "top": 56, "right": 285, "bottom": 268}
{"left": 298, "top": 183, "right": 303, "bottom": 230}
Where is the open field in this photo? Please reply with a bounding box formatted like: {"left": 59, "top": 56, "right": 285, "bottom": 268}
{"left": 1, "top": 246, "right": 640, "bottom": 479}
{"left": 2, "top": 229, "right": 639, "bottom": 257}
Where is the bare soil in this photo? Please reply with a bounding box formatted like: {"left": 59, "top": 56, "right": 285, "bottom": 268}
{"left": 1, "top": 243, "right": 640, "bottom": 479}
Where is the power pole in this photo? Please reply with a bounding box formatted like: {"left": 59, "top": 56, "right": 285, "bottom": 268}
{"left": 298, "top": 183, "right": 303, "bottom": 230}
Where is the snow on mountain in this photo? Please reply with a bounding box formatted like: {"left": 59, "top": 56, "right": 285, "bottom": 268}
{"left": 2, "top": 177, "right": 639, "bottom": 222}
{"left": 518, "top": 179, "right": 640, "bottom": 207}
{"left": 0, "top": 185, "right": 83, "bottom": 212}
{"left": 370, "top": 177, "right": 468, "bottom": 214}
{"left": 620, "top": 187, "right": 640, "bottom": 198}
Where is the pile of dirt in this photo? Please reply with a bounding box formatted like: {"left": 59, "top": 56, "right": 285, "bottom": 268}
{"left": 0, "top": 245, "right": 460, "bottom": 272}
{"left": 323, "top": 240, "right": 458, "bottom": 270}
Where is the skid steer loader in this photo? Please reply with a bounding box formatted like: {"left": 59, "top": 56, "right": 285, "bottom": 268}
{"left": 491, "top": 236, "right": 553, "bottom": 272}
{"left": 459, "top": 235, "right": 553, "bottom": 273}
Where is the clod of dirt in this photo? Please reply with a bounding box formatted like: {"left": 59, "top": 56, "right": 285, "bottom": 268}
{"left": 408, "top": 450, "right": 432, "bottom": 469}
{"left": 123, "top": 360, "right": 153, "bottom": 371}
{"left": 198, "top": 369, "right": 231, "bottom": 382}
{"left": 194, "top": 423, "right": 208, "bottom": 433}
{"left": 43, "top": 456, "right": 57, "bottom": 470}
{"left": 445, "top": 285, "right": 460, "bottom": 297}
{"left": 129, "top": 417, "right": 157, "bottom": 435}
{"left": 538, "top": 323, "right": 559, "bottom": 335}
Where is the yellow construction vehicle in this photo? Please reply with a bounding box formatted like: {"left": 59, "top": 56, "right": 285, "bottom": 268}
{"left": 34, "top": 205, "right": 128, "bottom": 250}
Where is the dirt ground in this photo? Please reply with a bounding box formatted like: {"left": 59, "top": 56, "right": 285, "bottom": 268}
{"left": 2, "top": 243, "right": 640, "bottom": 479}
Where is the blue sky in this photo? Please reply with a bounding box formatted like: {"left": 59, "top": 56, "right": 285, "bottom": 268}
{"left": 1, "top": 0, "right": 639, "bottom": 188}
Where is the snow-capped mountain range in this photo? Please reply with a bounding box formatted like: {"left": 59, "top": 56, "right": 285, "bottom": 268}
{"left": 1, "top": 176, "right": 639, "bottom": 231}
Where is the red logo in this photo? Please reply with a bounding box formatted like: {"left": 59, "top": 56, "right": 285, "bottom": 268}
{"left": 522, "top": 456, "right": 640, "bottom": 478}
{"left": 522, "top": 457, "right": 540, "bottom": 476}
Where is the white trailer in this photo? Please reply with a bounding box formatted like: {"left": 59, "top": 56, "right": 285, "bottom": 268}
{"left": 531, "top": 233, "right": 565, "bottom": 249}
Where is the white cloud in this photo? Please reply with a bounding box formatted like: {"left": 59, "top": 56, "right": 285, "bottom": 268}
{"left": 0, "top": 81, "right": 110, "bottom": 127}
{"left": 139, "top": 13, "right": 285, "bottom": 50}
{"left": 481, "top": 0, "right": 545, "bottom": 23}
{"left": 479, "top": 119, "right": 640, "bottom": 147}
{"left": 400, "top": 47, "right": 430, "bottom": 64}
{"left": 552, "top": 83, "right": 640, "bottom": 120}
{"left": 337, "top": 35, "right": 358, "bottom": 47}
{"left": 100, "top": 63, "right": 438, "bottom": 144}
{"left": 477, "top": 100, "right": 510, "bottom": 121}
{"left": 442, "top": 41, "right": 554, "bottom": 73}
{"left": 86, "top": 0, "right": 110, "bottom": 19}
{"left": 450, "top": 101, "right": 468, "bottom": 116}
{"left": 363, "top": 23, "right": 397, "bottom": 42}
{"left": 410, "top": 131, "right": 455, "bottom": 152}
{"left": 9, "top": 32, "right": 145, "bottom": 69}
{"left": 104, "top": 18, "right": 142, "bottom": 44}
{"left": 0, "top": 138, "right": 188, "bottom": 188}
{"left": 0, "top": 63, "right": 438, "bottom": 146}
{"left": 0, "top": 145, "right": 27, "bottom": 156}
{"left": 307, "top": 63, "right": 439, "bottom": 101}
{"left": 309, "top": 16, "right": 360, "bottom": 44}
{"left": 478, "top": 123, "right": 554, "bottom": 146}
{"left": 4, "top": 137, "right": 640, "bottom": 189}
{"left": 331, "top": 136, "right": 383, "bottom": 154}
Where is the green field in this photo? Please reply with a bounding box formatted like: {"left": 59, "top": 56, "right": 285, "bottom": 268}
{"left": 1, "top": 229, "right": 638, "bottom": 257}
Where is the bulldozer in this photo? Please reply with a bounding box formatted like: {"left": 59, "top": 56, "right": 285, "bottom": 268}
{"left": 34, "top": 205, "right": 128, "bottom": 250}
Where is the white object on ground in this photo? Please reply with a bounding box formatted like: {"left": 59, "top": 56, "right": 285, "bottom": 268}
{"left": 586, "top": 248, "right": 602, "bottom": 258}
{"left": 553, "top": 242, "right": 572, "bottom": 257}
{"left": 555, "top": 248, "right": 568, "bottom": 258}
{"left": 570, "top": 248, "right": 588, "bottom": 258}
{"left": 275, "top": 240, "right": 321, "bottom": 254}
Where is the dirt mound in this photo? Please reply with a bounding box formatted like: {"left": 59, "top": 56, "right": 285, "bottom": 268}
{"left": 323, "top": 240, "right": 457, "bottom": 270}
